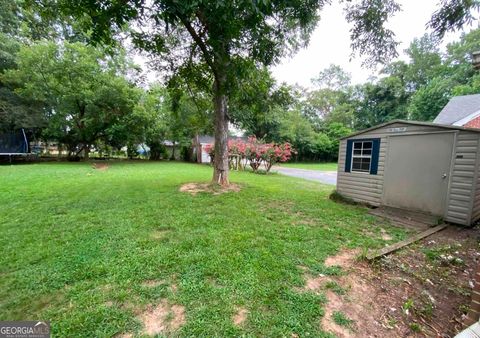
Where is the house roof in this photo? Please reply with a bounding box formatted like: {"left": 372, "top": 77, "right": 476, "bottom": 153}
{"left": 433, "top": 94, "right": 480, "bottom": 125}
{"left": 340, "top": 119, "right": 480, "bottom": 140}
{"left": 163, "top": 140, "right": 175, "bottom": 146}
{"left": 197, "top": 135, "right": 215, "bottom": 144}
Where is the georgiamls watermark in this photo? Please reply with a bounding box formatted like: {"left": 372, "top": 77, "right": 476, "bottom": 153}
{"left": 0, "top": 321, "right": 50, "bottom": 338}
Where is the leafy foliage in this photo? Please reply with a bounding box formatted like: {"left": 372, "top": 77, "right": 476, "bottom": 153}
{"left": 1, "top": 0, "right": 480, "bottom": 165}
{"left": 3, "top": 41, "right": 140, "bottom": 157}
{"left": 345, "top": 0, "right": 401, "bottom": 67}
{"left": 428, "top": 0, "right": 480, "bottom": 39}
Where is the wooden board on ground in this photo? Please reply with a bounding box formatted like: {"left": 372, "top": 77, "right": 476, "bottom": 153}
{"left": 366, "top": 224, "right": 448, "bottom": 260}
{"left": 368, "top": 206, "right": 441, "bottom": 230}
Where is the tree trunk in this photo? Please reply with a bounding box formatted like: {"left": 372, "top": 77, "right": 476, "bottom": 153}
{"left": 171, "top": 141, "right": 176, "bottom": 160}
{"left": 212, "top": 75, "right": 229, "bottom": 186}
{"left": 195, "top": 133, "right": 202, "bottom": 163}
{"left": 84, "top": 145, "right": 90, "bottom": 160}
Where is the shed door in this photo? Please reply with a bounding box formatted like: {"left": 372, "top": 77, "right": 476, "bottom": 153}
{"left": 382, "top": 133, "right": 454, "bottom": 216}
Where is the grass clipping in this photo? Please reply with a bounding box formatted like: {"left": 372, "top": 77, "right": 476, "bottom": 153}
{"left": 179, "top": 182, "right": 241, "bottom": 196}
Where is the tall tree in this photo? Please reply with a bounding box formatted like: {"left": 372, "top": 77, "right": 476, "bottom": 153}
{"left": 3, "top": 41, "right": 139, "bottom": 158}
{"left": 403, "top": 34, "right": 443, "bottom": 91}
{"left": 408, "top": 77, "right": 453, "bottom": 121}
{"left": 230, "top": 66, "right": 296, "bottom": 140}
{"left": 306, "top": 65, "right": 354, "bottom": 129}
{"left": 311, "top": 64, "right": 352, "bottom": 90}
{"left": 34, "top": 0, "right": 478, "bottom": 182}
{"left": 407, "top": 28, "right": 480, "bottom": 121}
{"left": 353, "top": 76, "right": 409, "bottom": 129}
{"left": 428, "top": 0, "right": 480, "bottom": 39}
{"left": 46, "top": 0, "right": 407, "bottom": 185}
{"left": 0, "top": 13, "right": 50, "bottom": 133}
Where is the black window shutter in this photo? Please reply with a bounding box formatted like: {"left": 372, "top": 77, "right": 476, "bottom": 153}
{"left": 345, "top": 140, "right": 353, "bottom": 172}
{"left": 370, "top": 139, "right": 381, "bottom": 175}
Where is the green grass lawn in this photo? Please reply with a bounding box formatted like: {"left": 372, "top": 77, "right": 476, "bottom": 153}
{"left": 279, "top": 162, "right": 338, "bottom": 171}
{"left": 0, "top": 162, "right": 403, "bottom": 337}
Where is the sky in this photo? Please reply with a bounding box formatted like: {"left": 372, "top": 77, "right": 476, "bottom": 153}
{"left": 270, "top": 0, "right": 473, "bottom": 89}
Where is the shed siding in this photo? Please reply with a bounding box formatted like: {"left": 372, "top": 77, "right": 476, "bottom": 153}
{"left": 445, "top": 132, "right": 480, "bottom": 225}
{"left": 337, "top": 122, "right": 446, "bottom": 206}
{"left": 338, "top": 123, "right": 480, "bottom": 226}
{"left": 470, "top": 133, "right": 480, "bottom": 223}
{"left": 338, "top": 138, "right": 386, "bottom": 205}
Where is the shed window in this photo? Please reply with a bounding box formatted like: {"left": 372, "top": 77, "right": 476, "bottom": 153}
{"left": 351, "top": 141, "right": 372, "bottom": 172}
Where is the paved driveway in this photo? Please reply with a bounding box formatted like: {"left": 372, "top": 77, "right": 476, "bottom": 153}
{"left": 272, "top": 166, "right": 337, "bottom": 185}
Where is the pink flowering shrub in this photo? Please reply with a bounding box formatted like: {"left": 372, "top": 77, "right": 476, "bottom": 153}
{"left": 204, "top": 136, "right": 293, "bottom": 173}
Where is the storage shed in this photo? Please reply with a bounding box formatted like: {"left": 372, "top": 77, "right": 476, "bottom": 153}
{"left": 337, "top": 120, "right": 480, "bottom": 226}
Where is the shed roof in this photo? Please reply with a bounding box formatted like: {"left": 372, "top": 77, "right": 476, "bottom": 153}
{"left": 433, "top": 94, "right": 480, "bottom": 124}
{"left": 341, "top": 119, "right": 480, "bottom": 140}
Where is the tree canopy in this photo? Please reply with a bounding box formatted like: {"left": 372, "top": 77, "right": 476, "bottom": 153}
{"left": 0, "top": 0, "right": 479, "bottom": 172}
{"left": 3, "top": 41, "right": 140, "bottom": 157}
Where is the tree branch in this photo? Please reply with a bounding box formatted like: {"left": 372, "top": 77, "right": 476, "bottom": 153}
{"left": 178, "top": 16, "right": 218, "bottom": 82}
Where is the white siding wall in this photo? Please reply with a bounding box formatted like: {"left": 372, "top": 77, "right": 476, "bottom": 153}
{"left": 337, "top": 123, "right": 480, "bottom": 225}
{"left": 465, "top": 132, "right": 480, "bottom": 224}
{"left": 337, "top": 138, "right": 386, "bottom": 206}
{"left": 200, "top": 145, "right": 211, "bottom": 163}
{"left": 445, "top": 131, "right": 480, "bottom": 225}
{"left": 473, "top": 172, "right": 480, "bottom": 223}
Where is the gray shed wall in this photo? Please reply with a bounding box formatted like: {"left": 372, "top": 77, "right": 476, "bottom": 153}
{"left": 470, "top": 134, "right": 480, "bottom": 223}
{"left": 337, "top": 122, "right": 480, "bottom": 225}
{"left": 446, "top": 131, "right": 480, "bottom": 225}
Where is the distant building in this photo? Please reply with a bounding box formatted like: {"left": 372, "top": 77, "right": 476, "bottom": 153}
{"left": 434, "top": 94, "right": 480, "bottom": 128}
{"left": 192, "top": 135, "right": 215, "bottom": 163}
{"left": 192, "top": 135, "right": 247, "bottom": 163}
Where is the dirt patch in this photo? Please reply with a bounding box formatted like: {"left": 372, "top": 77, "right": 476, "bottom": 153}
{"left": 97, "top": 284, "right": 113, "bottom": 292}
{"left": 305, "top": 275, "right": 330, "bottom": 291}
{"left": 141, "top": 280, "right": 164, "bottom": 288}
{"left": 324, "top": 248, "right": 360, "bottom": 268}
{"left": 304, "top": 249, "right": 380, "bottom": 337}
{"left": 138, "top": 299, "right": 186, "bottom": 335}
{"left": 297, "top": 227, "right": 480, "bottom": 337}
{"left": 119, "top": 302, "right": 139, "bottom": 314}
{"left": 92, "top": 162, "right": 109, "bottom": 171}
{"left": 293, "top": 212, "right": 318, "bottom": 226}
{"left": 368, "top": 226, "right": 480, "bottom": 336}
{"left": 297, "top": 265, "right": 309, "bottom": 272}
{"left": 319, "top": 265, "right": 381, "bottom": 337}
{"left": 321, "top": 291, "right": 354, "bottom": 337}
{"left": 170, "top": 283, "right": 178, "bottom": 293}
{"left": 151, "top": 230, "right": 170, "bottom": 240}
{"left": 179, "top": 182, "right": 241, "bottom": 196}
{"left": 114, "top": 333, "right": 133, "bottom": 338}
{"left": 380, "top": 228, "right": 393, "bottom": 241}
{"left": 233, "top": 307, "right": 248, "bottom": 326}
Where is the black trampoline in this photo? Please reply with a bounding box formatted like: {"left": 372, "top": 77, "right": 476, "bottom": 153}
{"left": 0, "top": 129, "right": 30, "bottom": 163}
